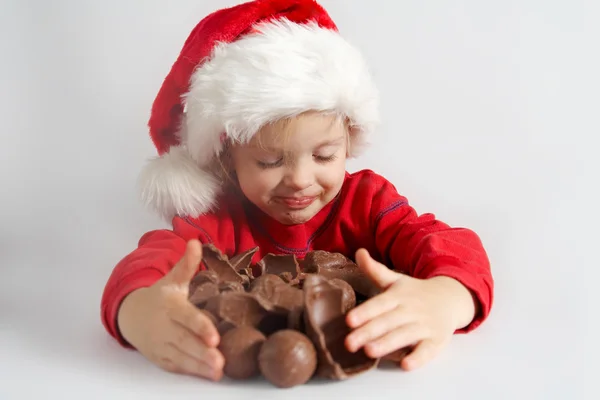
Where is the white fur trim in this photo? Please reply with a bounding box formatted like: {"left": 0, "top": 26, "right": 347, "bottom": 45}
{"left": 182, "top": 18, "right": 379, "bottom": 167}
{"left": 137, "top": 145, "right": 221, "bottom": 220}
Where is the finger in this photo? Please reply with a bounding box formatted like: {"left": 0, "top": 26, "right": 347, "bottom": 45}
{"left": 169, "top": 323, "right": 225, "bottom": 371}
{"left": 400, "top": 339, "right": 442, "bottom": 371}
{"left": 355, "top": 248, "right": 399, "bottom": 289}
{"left": 346, "top": 289, "right": 399, "bottom": 328}
{"left": 363, "top": 323, "right": 426, "bottom": 359}
{"left": 168, "top": 301, "right": 220, "bottom": 348}
{"left": 163, "top": 342, "right": 222, "bottom": 381}
{"left": 382, "top": 346, "right": 414, "bottom": 363}
{"left": 345, "top": 306, "right": 414, "bottom": 352}
{"left": 167, "top": 240, "right": 203, "bottom": 287}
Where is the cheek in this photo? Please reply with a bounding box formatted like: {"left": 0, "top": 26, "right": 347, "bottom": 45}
{"left": 237, "top": 167, "right": 278, "bottom": 197}
{"left": 232, "top": 154, "right": 267, "bottom": 193}
{"left": 318, "top": 159, "right": 346, "bottom": 189}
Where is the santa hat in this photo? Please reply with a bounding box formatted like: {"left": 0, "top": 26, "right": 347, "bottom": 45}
{"left": 138, "top": 0, "right": 379, "bottom": 221}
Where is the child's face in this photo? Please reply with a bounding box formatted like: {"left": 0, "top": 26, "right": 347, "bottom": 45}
{"left": 230, "top": 112, "right": 348, "bottom": 225}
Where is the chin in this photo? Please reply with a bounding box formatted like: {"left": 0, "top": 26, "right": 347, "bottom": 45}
{"left": 274, "top": 207, "right": 319, "bottom": 225}
{"left": 279, "top": 214, "right": 312, "bottom": 225}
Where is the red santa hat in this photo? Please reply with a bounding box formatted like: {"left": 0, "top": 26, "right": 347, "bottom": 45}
{"left": 139, "top": 0, "right": 379, "bottom": 220}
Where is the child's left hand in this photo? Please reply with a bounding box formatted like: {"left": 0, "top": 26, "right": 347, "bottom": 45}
{"left": 345, "top": 249, "right": 476, "bottom": 371}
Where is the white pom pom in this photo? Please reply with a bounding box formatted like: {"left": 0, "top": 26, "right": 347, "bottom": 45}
{"left": 137, "top": 145, "right": 221, "bottom": 221}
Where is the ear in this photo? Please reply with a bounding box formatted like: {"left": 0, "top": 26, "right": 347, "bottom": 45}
{"left": 212, "top": 144, "right": 238, "bottom": 184}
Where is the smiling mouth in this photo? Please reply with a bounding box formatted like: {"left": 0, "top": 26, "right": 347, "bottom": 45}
{"left": 275, "top": 196, "right": 317, "bottom": 209}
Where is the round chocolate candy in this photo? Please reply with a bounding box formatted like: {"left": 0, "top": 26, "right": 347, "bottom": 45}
{"left": 218, "top": 326, "right": 266, "bottom": 380}
{"left": 258, "top": 329, "right": 317, "bottom": 388}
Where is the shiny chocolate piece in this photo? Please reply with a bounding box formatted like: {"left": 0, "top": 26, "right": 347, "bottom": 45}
{"left": 238, "top": 267, "right": 255, "bottom": 280}
{"left": 329, "top": 278, "right": 356, "bottom": 313}
{"left": 302, "top": 250, "right": 349, "bottom": 270}
{"left": 279, "top": 271, "right": 304, "bottom": 287}
{"left": 229, "top": 247, "right": 259, "bottom": 271}
{"left": 302, "top": 250, "right": 380, "bottom": 298}
{"left": 287, "top": 307, "right": 305, "bottom": 331}
{"left": 202, "top": 244, "right": 245, "bottom": 284}
{"left": 204, "top": 292, "right": 267, "bottom": 327}
{"left": 219, "top": 326, "right": 266, "bottom": 380}
{"left": 279, "top": 272, "right": 294, "bottom": 283}
{"left": 279, "top": 272, "right": 304, "bottom": 289}
{"left": 257, "top": 254, "right": 300, "bottom": 280}
{"left": 248, "top": 274, "right": 284, "bottom": 291}
{"left": 253, "top": 260, "right": 266, "bottom": 278}
{"left": 258, "top": 329, "right": 317, "bottom": 388}
{"left": 189, "top": 282, "right": 220, "bottom": 308}
{"left": 249, "top": 274, "right": 304, "bottom": 311}
{"left": 218, "top": 281, "right": 245, "bottom": 293}
{"left": 217, "top": 320, "right": 236, "bottom": 336}
{"left": 204, "top": 292, "right": 288, "bottom": 336}
{"left": 303, "top": 274, "right": 378, "bottom": 379}
{"left": 189, "top": 270, "right": 219, "bottom": 294}
{"left": 240, "top": 274, "right": 251, "bottom": 288}
{"left": 248, "top": 274, "right": 306, "bottom": 332}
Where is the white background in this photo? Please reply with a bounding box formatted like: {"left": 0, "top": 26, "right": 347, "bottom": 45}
{"left": 1, "top": 0, "right": 597, "bottom": 399}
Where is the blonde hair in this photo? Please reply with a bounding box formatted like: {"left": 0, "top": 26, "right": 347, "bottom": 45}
{"left": 210, "top": 111, "right": 352, "bottom": 189}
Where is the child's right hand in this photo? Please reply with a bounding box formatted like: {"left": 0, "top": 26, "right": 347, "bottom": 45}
{"left": 116, "top": 239, "right": 224, "bottom": 381}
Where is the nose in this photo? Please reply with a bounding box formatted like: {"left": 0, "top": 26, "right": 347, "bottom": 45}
{"left": 283, "top": 160, "right": 314, "bottom": 191}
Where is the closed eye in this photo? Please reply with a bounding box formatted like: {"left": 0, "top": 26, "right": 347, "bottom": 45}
{"left": 257, "top": 158, "right": 283, "bottom": 168}
{"left": 314, "top": 154, "right": 337, "bottom": 163}
{"left": 257, "top": 154, "right": 337, "bottom": 168}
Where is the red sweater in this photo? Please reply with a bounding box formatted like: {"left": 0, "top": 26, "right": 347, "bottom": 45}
{"left": 101, "top": 169, "right": 494, "bottom": 346}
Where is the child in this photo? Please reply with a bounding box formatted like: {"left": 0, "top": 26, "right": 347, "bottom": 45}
{"left": 101, "top": 0, "right": 494, "bottom": 382}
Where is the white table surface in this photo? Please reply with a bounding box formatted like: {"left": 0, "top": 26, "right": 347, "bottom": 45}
{"left": 0, "top": 0, "right": 594, "bottom": 398}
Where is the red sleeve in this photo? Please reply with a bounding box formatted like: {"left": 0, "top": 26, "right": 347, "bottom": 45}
{"left": 100, "top": 229, "right": 188, "bottom": 347}
{"left": 100, "top": 201, "right": 240, "bottom": 347}
{"left": 366, "top": 173, "right": 494, "bottom": 333}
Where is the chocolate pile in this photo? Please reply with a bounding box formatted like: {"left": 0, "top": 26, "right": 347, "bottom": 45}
{"left": 188, "top": 244, "right": 396, "bottom": 388}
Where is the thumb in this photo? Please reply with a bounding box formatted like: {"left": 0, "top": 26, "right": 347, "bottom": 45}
{"left": 355, "top": 248, "right": 400, "bottom": 289}
{"left": 166, "top": 239, "right": 203, "bottom": 286}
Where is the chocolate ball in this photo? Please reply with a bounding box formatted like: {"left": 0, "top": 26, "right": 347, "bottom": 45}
{"left": 258, "top": 329, "right": 317, "bottom": 388}
{"left": 218, "top": 326, "right": 266, "bottom": 380}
